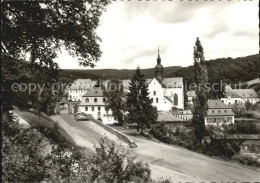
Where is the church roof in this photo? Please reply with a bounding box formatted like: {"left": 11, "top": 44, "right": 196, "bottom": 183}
{"left": 161, "top": 77, "right": 183, "bottom": 88}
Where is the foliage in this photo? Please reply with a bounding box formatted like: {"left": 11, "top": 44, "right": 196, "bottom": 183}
{"left": 232, "top": 103, "right": 246, "bottom": 118}
{"left": 202, "top": 139, "right": 239, "bottom": 159}
{"left": 225, "top": 121, "right": 260, "bottom": 134}
{"left": 192, "top": 37, "right": 208, "bottom": 143}
{"left": 2, "top": 0, "right": 109, "bottom": 68}
{"left": 1, "top": 56, "right": 61, "bottom": 113}
{"left": 231, "top": 155, "right": 260, "bottom": 168}
{"left": 150, "top": 123, "right": 195, "bottom": 150}
{"left": 126, "top": 67, "right": 158, "bottom": 133}
{"left": 103, "top": 79, "right": 126, "bottom": 125}
{"left": 2, "top": 111, "right": 151, "bottom": 182}
{"left": 173, "top": 54, "right": 260, "bottom": 97}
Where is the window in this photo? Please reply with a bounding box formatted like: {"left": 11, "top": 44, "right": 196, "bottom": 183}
{"left": 98, "top": 107, "right": 101, "bottom": 111}
{"left": 235, "top": 100, "right": 237, "bottom": 104}
{"left": 228, "top": 102, "right": 231, "bottom": 105}
{"left": 94, "top": 98, "right": 97, "bottom": 103}
{"left": 151, "top": 98, "right": 154, "bottom": 103}
{"left": 218, "top": 110, "right": 221, "bottom": 113}
{"left": 153, "top": 91, "right": 156, "bottom": 96}
{"left": 212, "top": 110, "right": 214, "bottom": 113}
{"left": 221, "top": 100, "right": 224, "bottom": 103}
{"left": 103, "top": 98, "right": 106, "bottom": 102}
{"left": 92, "top": 107, "right": 94, "bottom": 111}
{"left": 85, "top": 98, "right": 89, "bottom": 103}
{"left": 224, "top": 110, "right": 227, "bottom": 113}
{"left": 85, "top": 107, "right": 88, "bottom": 111}
{"left": 156, "top": 98, "right": 159, "bottom": 103}
{"left": 174, "top": 94, "right": 178, "bottom": 105}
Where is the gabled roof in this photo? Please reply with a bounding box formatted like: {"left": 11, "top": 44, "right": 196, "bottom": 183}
{"left": 69, "top": 79, "right": 97, "bottom": 90}
{"left": 233, "top": 89, "right": 259, "bottom": 98}
{"left": 243, "top": 78, "right": 260, "bottom": 86}
{"left": 206, "top": 108, "right": 234, "bottom": 116}
{"left": 161, "top": 77, "right": 183, "bottom": 88}
{"left": 164, "top": 96, "right": 172, "bottom": 102}
{"left": 187, "top": 91, "right": 196, "bottom": 97}
{"left": 82, "top": 88, "right": 104, "bottom": 97}
{"left": 224, "top": 86, "right": 241, "bottom": 98}
{"left": 207, "top": 100, "right": 234, "bottom": 116}
{"left": 208, "top": 100, "right": 233, "bottom": 109}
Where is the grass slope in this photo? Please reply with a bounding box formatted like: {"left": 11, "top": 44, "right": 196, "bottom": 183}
{"left": 14, "top": 108, "right": 76, "bottom": 148}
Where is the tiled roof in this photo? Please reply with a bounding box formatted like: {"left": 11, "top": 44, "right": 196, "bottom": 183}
{"left": 224, "top": 86, "right": 241, "bottom": 98}
{"left": 187, "top": 91, "right": 196, "bottom": 97}
{"left": 206, "top": 108, "right": 234, "bottom": 116}
{"left": 208, "top": 100, "right": 233, "bottom": 109}
{"left": 69, "top": 79, "right": 97, "bottom": 90}
{"left": 82, "top": 88, "right": 104, "bottom": 97}
{"left": 161, "top": 77, "right": 183, "bottom": 88}
{"left": 233, "top": 89, "right": 259, "bottom": 98}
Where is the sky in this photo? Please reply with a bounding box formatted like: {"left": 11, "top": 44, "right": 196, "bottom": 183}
{"left": 54, "top": 0, "right": 259, "bottom": 70}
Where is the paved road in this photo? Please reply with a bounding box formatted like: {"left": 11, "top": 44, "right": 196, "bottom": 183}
{"left": 52, "top": 114, "right": 260, "bottom": 181}
{"left": 51, "top": 114, "right": 128, "bottom": 150}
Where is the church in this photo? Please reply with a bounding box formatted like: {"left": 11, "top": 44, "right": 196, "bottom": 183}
{"left": 147, "top": 49, "right": 184, "bottom": 111}
{"left": 71, "top": 50, "right": 184, "bottom": 123}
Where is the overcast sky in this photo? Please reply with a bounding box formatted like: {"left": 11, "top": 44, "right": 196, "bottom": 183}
{"left": 54, "top": 0, "right": 259, "bottom": 70}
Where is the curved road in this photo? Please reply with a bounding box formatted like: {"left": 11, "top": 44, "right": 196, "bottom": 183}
{"left": 52, "top": 114, "right": 260, "bottom": 181}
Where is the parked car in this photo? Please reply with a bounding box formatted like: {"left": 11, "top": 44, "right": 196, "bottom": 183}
{"left": 75, "top": 112, "right": 90, "bottom": 121}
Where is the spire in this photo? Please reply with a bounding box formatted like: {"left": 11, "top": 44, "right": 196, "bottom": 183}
{"left": 158, "top": 45, "right": 160, "bottom": 59}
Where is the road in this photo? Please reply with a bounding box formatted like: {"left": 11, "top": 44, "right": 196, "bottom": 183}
{"left": 52, "top": 114, "right": 260, "bottom": 181}
{"left": 51, "top": 114, "right": 128, "bottom": 151}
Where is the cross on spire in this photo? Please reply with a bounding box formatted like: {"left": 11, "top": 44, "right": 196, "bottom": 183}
{"left": 158, "top": 45, "right": 160, "bottom": 58}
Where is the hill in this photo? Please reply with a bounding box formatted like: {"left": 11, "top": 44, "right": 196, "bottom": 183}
{"left": 172, "top": 54, "right": 260, "bottom": 86}
{"left": 59, "top": 66, "right": 182, "bottom": 83}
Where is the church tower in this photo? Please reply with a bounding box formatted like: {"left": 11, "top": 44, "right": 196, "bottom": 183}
{"left": 154, "top": 47, "right": 163, "bottom": 82}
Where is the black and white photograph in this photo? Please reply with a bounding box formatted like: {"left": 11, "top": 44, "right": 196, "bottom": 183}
{"left": 1, "top": 0, "right": 260, "bottom": 182}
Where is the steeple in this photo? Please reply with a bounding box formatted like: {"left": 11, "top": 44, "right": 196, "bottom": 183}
{"left": 157, "top": 46, "right": 161, "bottom": 63}
{"left": 154, "top": 46, "right": 163, "bottom": 82}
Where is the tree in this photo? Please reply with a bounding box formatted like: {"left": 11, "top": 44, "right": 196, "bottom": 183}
{"left": 126, "top": 67, "right": 158, "bottom": 133}
{"left": 192, "top": 37, "right": 209, "bottom": 144}
{"left": 2, "top": 0, "right": 109, "bottom": 68}
{"left": 103, "top": 79, "right": 126, "bottom": 125}
{"left": 1, "top": 0, "right": 109, "bottom": 112}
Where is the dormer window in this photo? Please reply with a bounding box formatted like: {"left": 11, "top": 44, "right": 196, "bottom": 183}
{"left": 212, "top": 110, "right": 214, "bottom": 113}
{"left": 224, "top": 110, "right": 227, "bottom": 113}
{"left": 85, "top": 98, "right": 89, "bottom": 103}
{"left": 218, "top": 110, "right": 221, "bottom": 113}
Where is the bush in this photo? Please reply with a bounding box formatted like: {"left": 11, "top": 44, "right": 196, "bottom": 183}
{"left": 226, "top": 121, "right": 260, "bottom": 134}
{"left": 232, "top": 155, "right": 260, "bottom": 168}
{"left": 2, "top": 112, "right": 151, "bottom": 183}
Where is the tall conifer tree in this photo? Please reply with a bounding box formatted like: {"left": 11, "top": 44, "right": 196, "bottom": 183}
{"left": 192, "top": 37, "right": 209, "bottom": 143}
{"left": 126, "top": 67, "right": 157, "bottom": 133}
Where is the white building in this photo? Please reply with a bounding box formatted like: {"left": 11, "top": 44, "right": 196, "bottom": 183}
{"left": 221, "top": 85, "right": 259, "bottom": 105}
{"left": 205, "top": 100, "right": 235, "bottom": 126}
{"left": 187, "top": 90, "right": 196, "bottom": 105}
{"left": 76, "top": 49, "right": 184, "bottom": 123}
{"left": 68, "top": 79, "right": 97, "bottom": 101}
{"left": 79, "top": 88, "right": 117, "bottom": 124}
{"left": 147, "top": 49, "right": 184, "bottom": 111}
